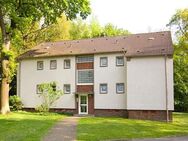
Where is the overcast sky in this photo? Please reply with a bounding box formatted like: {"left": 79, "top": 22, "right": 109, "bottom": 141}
{"left": 89, "top": 0, "right": 187, "bottom": 34}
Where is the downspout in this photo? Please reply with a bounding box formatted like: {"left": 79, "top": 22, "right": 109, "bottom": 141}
{"left": 164, "top": 55, "right": 169, "bottom": 122}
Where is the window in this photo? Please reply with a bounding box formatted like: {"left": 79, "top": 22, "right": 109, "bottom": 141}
{"left": 36, "top": 85, "right": 42, "bottom": 94}
{"left": 64, "top": 84, "right": 71, "bottom": 94}
{"left": 37, "top": 61, "right": 43, "bottom": 70}
{"left": 116, "top": 83, "right": 125, "bottom": 94}
{"left": 77, "top": 56, "right": 94, "bottom": 63}
{"left": 100, "top": 83, "right": 107, "bottom": 94}
{"left": 78, "top": 70, "right": 94, "bottom": 83}
{"left": 100, "top": 57, "right": 108, "bottom": 67}
{"left": 50, "top": 60, "right": 57, "bottom": 69}
{"left": 64, "top": 59, "right": 71, "bottom": 69}
{"left": 116, "top": 56, "right": 124, "bottom": 66}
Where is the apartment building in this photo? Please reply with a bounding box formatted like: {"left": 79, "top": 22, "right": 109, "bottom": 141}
{"left": 17, "top": 31, "right": 174, "bottom": 121}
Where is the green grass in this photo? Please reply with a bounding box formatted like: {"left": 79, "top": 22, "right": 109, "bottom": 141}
{"left": 77, "top": 113, "right": 188, "bottom": 141}
{"left": 0, "top": 111, "right": 65, "bottom": 141}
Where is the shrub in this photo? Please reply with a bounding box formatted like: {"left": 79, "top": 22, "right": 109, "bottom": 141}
{"left": 9, "top": 95, "right": 23, "bottom": 111}
{"left": 35, "top": 82, "right": 63, "bottom": 113}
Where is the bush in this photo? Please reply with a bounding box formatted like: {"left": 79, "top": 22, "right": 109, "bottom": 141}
{"left": 9, "top": 95, "right": 23, "bottom": 111}
{"left": 35, "top": 82, "right": 63, "bottom": 113}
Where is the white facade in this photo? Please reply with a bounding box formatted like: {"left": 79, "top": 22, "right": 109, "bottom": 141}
{"left": 17, "top": 54, "right": 174, "bottom": 111}
{"left": 18, "top": 56, "right": 76, "bottom": 109}
{"left": 127, "top": 56, "right": 174, "bottom": 110}
{"left": 94, "top": 53, "right": 126, "bottom": 109}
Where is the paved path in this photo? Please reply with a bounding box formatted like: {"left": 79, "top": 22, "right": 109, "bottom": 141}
{"left": 106, "top": 136, "right": 188, "bottom": 141}
{"left": 42, "top": 117, "right": 79, "bottom": 141}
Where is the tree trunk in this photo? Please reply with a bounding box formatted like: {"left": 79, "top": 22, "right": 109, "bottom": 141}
{"left": 0, "top": 8, "right": 10, "bottom": 114}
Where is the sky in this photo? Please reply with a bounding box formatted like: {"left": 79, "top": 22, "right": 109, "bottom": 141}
{"left": 89, "top": 0, "right": 187, "bottom": 34}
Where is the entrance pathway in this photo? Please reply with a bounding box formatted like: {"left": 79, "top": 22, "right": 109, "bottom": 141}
{"left": 42, "top": 117, "right": 79, "bottom": 141}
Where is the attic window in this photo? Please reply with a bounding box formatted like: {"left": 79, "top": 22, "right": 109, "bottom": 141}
{"left": 148, "top": 37, "right": 155, "bottom": 40}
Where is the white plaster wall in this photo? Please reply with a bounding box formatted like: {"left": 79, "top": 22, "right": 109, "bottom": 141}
{"left": 94, "top": 53, "right": 127, "bottom": 109}
{"left": 127, "top": 56, "right": 174, "bottom": 110}
{"left": 19, "top": 56, "right": 76, "bottom": 108}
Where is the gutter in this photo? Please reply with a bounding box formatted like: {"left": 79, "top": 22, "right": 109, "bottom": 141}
{"left": 164, "top": 55, "right": 169, "bottom": 122}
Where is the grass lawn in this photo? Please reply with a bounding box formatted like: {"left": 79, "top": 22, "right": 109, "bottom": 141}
{"left": 77, "top": 113, "right": 188, "bottom": 141}
{"left": 0, "top": 111, "right": 65, "bottom": 141}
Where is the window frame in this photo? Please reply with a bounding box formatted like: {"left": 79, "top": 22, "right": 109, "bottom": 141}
{"left": 116, "top": 83, "right": 125, "bottom": 94}
{"left": 116, "top": 56, "right": 124, "bottom": 66}
{"left": 37, "top": 61, "right": 44, "bottom": 70}
{"left": 50, "top": 60, "right": 57, "bottom": 70}
{"left": 36, "top": 84, "right": 42, "bottom": 94}
{"left": 77, "top": 69, "right": 94, "bottom": 84}
{"left": 100, "top": 83, "right": 108, "bottom": 94}
{"left": 64, "top": 84, "right": 71, "bottom": 94}
{"left": 76, "top": 56, "right": 94, "bottom": 63}
{"left": 100, "top": 57, "right": 108, "bottom": 67}
{"left": 64, "top": 59, "right": 71, "bottom": 69}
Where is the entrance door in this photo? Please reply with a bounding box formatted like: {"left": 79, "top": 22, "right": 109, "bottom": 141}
{"left": 79, "top": 95, "right": 88, "bottom": 114}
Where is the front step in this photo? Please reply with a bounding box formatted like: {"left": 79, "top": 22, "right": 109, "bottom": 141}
{"left": 74, "top": 114, "right": 95, "bottom": 117}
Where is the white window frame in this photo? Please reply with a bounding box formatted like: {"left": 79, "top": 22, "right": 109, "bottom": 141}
{"left": 100, "top": 57, "right": 108, "bottom": 67}
{"left": 50, "top": 60, "right": 57, "bottom": 69}
{"left": 116, "top": 56, "right": 124, "bottom": 66}
{"left": 100, "top": 83, "right": 108, "bottom": 94}
{"left": 116, "top": 83, "right": 125, "bottom": 94}
{"left": 77, "top": 69, "right": 94, "bottom": 84}
{"left": 37, "top": 61, "right": 43, "bottom": 70}
{"left": 64, "top": 59, "right": 71, "bottom": 69}
{"left": 36, "top": 84, "right": 42, "bottom": 94}
{"left": 64, "top": 84, "right": 71, "bottom": 94}
{"left": 76, "top": 56, "right": 94, "bottom": 63}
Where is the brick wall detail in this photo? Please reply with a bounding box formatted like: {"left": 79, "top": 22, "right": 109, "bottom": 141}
{"left": 88, "top": 95, "right": 94, "bottom": 114}
{"left": 77, "top": 85, "right": 94, "bottom": 93}
{"left": 77, "top": 62, "right": 94, "bottom": 69}
{"left": 127, "top": 110, "right": 172, "bottom": 121}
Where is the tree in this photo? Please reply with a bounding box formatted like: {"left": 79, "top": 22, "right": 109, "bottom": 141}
{"left": 0, "top": 0, "right": 91, "bottom": 114}
{"left": 35, "top": 82, "right": 63, "bottom": 113}
{"left": 69, "top": 18, "right": 130, "bottom": 39}
{"left": 167, "top": 8, "right": 188, "bottom": 111}
{"left": 102, "top": 23, "right": 130, "bottom": 36}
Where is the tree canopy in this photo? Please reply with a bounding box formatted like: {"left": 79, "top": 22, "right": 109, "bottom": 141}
{"left": 0, "top": 0, "right": 91, "bottom": 114}
{"left": 168, "top": 8, "right": 188, "bottom": 111}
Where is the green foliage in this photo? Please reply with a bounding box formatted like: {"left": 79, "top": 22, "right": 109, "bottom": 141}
{"left": 168, "top": 8, "right": 188, "bottom": 111}
{"left": 9, "top": 95, "right": 23, "bottom": 111}
{"left": 102, "top": 23, "right": 130, "bottom": 36}
{"left": 35, "top": 82, "right": 63, "bottom": 113}
{"left": 1, "top": 49, "right": 17, "bottom": 82}
{"left": 168, "top": 8, "right": 188, "bottom": 39}
{"left": 0, "top": 0, "right": 91, "bottom": 100}
{"left": 69, "top": 18, "right": 130, "bottom": 39}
